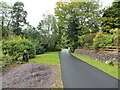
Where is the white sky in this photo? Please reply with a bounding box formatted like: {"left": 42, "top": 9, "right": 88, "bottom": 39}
{"left": 0, "top": 0, "right": 114, "bottom": 27}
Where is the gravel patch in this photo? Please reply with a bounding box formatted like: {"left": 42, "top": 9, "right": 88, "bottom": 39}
{"left": 2, "top": 63, "right": 56, "bottom": 88}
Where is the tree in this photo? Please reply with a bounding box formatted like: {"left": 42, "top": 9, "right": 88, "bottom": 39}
{"left": 23, "top": 24, "right": 38, "bottom": 40}
{"left": 37, "top": 14, "right": 62, "bottom": 51}
{"left": 55, "top": 1, "right": 101, "bottom": 52}
{"left": 102, "top": 1, "right": 120, "bottom": 33}
{"left": 11, "top": 2, "right": 27, "bottom": 35}
{"left": 0, "top": 2, "right": 13, "bottom": 39}
{"left": 23, "top": 13, "right": 61, "bottom": 54}
{"left": 23, "top": 24, "right": 44, "bottom": 54}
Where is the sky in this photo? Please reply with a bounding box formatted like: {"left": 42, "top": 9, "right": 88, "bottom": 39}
{"left": 0, "top": 0, "right": 114, "bottom": 27}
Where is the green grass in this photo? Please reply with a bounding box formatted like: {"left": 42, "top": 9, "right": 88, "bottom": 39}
{"left": 29, "top": 52, "right": 60, "bottom": 66}
{"left": 71, "top": 53, "right": 120, "bottom": 79}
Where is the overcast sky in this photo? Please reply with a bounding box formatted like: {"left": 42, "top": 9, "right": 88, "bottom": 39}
{"left": 0, "top": 0, "right": 114, "bottom": 27}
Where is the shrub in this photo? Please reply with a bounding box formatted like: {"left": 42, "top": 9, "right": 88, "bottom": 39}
{"left": 98, "top": 35, "right": 112, "bottom": 47}
{"left": 15, "top": 61, "right": 27, "bottom": 64}
{"left": 17, "top": 56, "right": 23, "bottom": 61}
{"left": 55, "top": 45, "right": 62, "bottom": 51}
{"left": 2, "top": 55, "right": 13, "bottom": 67}
{"left": 110, "top": 28, "right": 120, "bottom": 46}
{"left": 106, "top": 60, "right": 113, "bottom": 66}
{"left": 113, "top": 62, "right": 120, "bottom": 67}
{"left": 2, "top": 39, "right": 36, "bottom": 60}
{"left": 79, "top": 33, "right": 96, "bottom": 47}
{"left": 39, "top": 43, "right": 61, "bottom": 52}
{"left": 93, "top": 32, "right": 113, "bottom": 52}
{"left": 69, "top": 43, "right": 78, "bottom": 53}
{"left": 49, "top": 45, "right": 62, "bottom": 51}
{"left": 69, "top": 46, "right": 74, "bottom": 53}
{"left": 36, "top": 45, "right": 45, "bottom": 54}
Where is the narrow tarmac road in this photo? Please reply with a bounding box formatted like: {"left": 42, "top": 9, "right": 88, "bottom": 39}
{"left": 59, "top": 49, "right": 119, "bottom": 88}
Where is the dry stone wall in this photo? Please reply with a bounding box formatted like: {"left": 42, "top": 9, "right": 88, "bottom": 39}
{"left": 74, "top": 49, "right": 119, "bottom": 63}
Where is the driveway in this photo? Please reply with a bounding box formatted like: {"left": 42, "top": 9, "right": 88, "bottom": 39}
{"left": 59, "top": 49, "right": 119, "bottom": 88}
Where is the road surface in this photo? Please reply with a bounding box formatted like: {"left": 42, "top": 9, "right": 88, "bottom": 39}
{"left": 59, "top": 49, "right": 119, "bottom": 88}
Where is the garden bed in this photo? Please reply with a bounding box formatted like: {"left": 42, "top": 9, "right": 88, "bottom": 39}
{"left": 2, "top": 63, "right": 58, "bottom": 88}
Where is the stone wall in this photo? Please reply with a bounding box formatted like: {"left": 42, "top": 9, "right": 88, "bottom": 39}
{"left": 74, "top": 49, "right": 119, "bottom": 63}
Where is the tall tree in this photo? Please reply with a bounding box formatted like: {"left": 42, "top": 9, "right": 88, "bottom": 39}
{"left": 0, "top": 2, "right": 13, "bottom": 39}
{"left": 102, "top": 1, "right": 120, "bottom": 33}
{"left": 12, "top": 2, "right": 27, "bottom": 35}
{"left": 55, "top": 1, "right": 101, "bottom": 51}
{"left": 37, "top": 14, "right": 61, "bottom": 51}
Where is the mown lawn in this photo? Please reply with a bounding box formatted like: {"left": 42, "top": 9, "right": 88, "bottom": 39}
{"left": 71, "top": 53, "right": 120, "bottom": 79}
{"left": 29, "top": 52, "right": 60, "bottom": 66}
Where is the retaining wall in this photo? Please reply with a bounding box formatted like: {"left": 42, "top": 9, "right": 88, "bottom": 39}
{"left": 74, "top": 49, "right": 119, "bottom": 63}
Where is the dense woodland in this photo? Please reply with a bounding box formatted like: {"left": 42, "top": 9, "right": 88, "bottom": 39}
{"left": 0, "top": 1, "right": 120, "bottom": 66}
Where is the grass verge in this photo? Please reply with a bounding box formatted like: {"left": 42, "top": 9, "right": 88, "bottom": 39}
{"left": 29, "top": 52, "right": 60, "bottom": 66}
{"left": 50, "top": 66, "right": 63, "bottom": 88}
{"left": 71, "top": 53, "right": 120, "bottom": 79}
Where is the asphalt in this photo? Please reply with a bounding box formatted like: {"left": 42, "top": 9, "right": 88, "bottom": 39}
{"left": 59, "top": 49, "right": 119, "bottom": 88}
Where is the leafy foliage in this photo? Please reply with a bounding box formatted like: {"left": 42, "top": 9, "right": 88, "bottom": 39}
{"left": 55, "top": 1, "right": 102, "bottom": 52}
{"left": 110, "top": 28, "right": 120, "bottom": 46}
{"left": 0, "top": 2, "right": 13, "bottom": 39}
{"left": 2, "top": 38, "right": 36, "bottom": 60}
{"left": 11, "top": 2, "right": 27, "bottom": 35}
{"left": 36, "top": 14, "right": 62, "bottom": 52}
{"left": 102, "top": 1, "right": 120, "bottom": 33}
{"left": 2, "top": 55, "right": 13, "bottom": 67}
{"left": 93, "top": 32, "right": 113, "bottom": 52}
{"left": 113, "top": 62, "right": 120, "bottom": 67}
{"left": 79, "top": 33, "right": 96, "bottom": 47}
{"left": 1, "top": 1, "right": 119, "bottom": 67}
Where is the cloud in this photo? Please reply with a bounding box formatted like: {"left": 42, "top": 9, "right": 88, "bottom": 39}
{"left": 1, "top": 0, "right": 58, "bottom": 26}
{"left": 0, "top": 0, "right": 114, "bottom": 27}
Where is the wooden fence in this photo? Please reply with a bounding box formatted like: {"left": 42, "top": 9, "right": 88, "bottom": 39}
{"left": 99, "top": 46, "right": 120, "bottom": 53}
